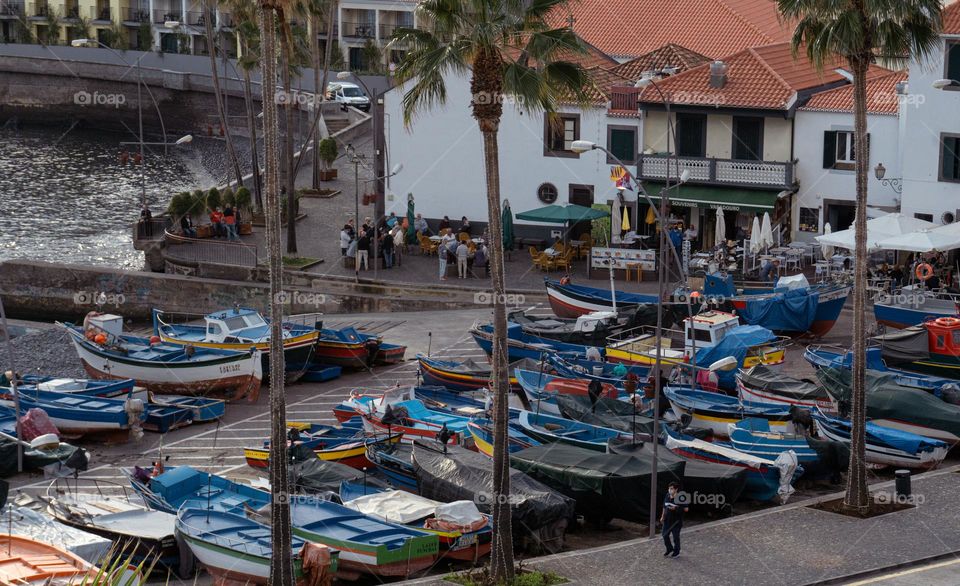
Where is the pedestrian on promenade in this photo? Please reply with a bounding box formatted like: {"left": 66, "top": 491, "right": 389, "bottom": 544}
{"left": 392, "top": 224, "right": 405, "bottom": 266}
{"left": 438, "top": 215, "right": 451, "bottom": 233}
{"left": 456, "top": 240, "right": 469, "bottom": 278}
{"left": 357, "top": 229, "right": 370, "bottom": 270}
{"left": 223, "top": 205, "right": 238, "bottom": 240}
{"left": 438, "top": 237, "right": 449, "bottom": 281}
{"left": 382, "top": 229, "right": 395, "bottom": 269}
{"left": 139, "top": 205, "right": 153, "bottom": 237}
{"left": 661, "top": 482, "right": 688, "bottom": 558}
{"left": 210, "top": 207, "right": 224, "bottom": 238}
{"left": 340, "top": 225, "right": 352, "bottom": 256}
{"left": 180, "top": 214, "right": 196, "bottom": 238}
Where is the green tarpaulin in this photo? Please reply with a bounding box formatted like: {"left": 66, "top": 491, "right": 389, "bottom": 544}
{"left": 645, "top": 183, "right": 781, "bottom": 213}
{"left": 516, "top": 204, "right": 609, "bottom": 223}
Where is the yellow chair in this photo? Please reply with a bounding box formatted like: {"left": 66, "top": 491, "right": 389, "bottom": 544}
{"left": 419, "top": 233, "right": 438, "bottom": 255}
{"left": 554, "top": 249, "right": 574, "bottom": 272}
{"left": 458, "top": 232, "right": 470, "bottom": 243}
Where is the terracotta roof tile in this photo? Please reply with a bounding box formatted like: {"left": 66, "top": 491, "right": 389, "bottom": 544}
{"left": 552, "top": 0, "right": 794, "bottom": 60}
{"left": 637, "top": 42, "right": 849, "bottom": 110}
{"left": 565, "top": 67, "right": 633, "bottom": 105}
{"left": 611, "top": 44, "right": 712, "bottom": 81}
{"left": 944, "top": 1, "right": 960, "bottom": 35}
{"left": 801, "top": 70, "right": 907, "bottom": 115}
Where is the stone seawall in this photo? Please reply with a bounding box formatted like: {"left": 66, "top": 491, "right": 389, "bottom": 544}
{"left": 0, "top": 260, "right": 545, "bottom": 321}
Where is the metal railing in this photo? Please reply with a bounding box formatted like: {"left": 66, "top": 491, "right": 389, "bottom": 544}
{"left": 31, "top": 1, "right": 47, "bottom": 17}
{"left": 185, "top": 9, "right": 210, "bottom": 26}
{"left": 91, "top": 4, "right": 110, "bottom": 20}
{"left": 123, "top": 7, "right": 149, "bottom": 22}
{"left": 316, "top": 21, "right": 338, "bottom": 36}
{"left": 342, "top": 20, "right": 375, "bottom": 38}
{"left": 153, "top": 8, "right": 181, "bottom": 23}
{"left": 217, "top": 11, "right": 232, "bottom": 27}
{"left": 135, "top": 217, "right": 171, "bottom": 241}
{"left": 62, "top": 2, "right": 79, "bottom": 18}
{"left": 637, "top": 153, "right": 796, "bottom": 189}
{"left": 164, "top": 229, "right": 259, "bottom": 267}
{"left": 379, "top": 22, "right": 411, "bottom": 38}
{"left": 0, "top": 2, "right": 24, "bottom": 16}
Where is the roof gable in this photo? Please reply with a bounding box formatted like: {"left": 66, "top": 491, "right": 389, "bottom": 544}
{"left": 800, "top": 70, "right": 907, "bottom": 115}
{"left": 611, "top": 44, "right": 712, "bottom": 81}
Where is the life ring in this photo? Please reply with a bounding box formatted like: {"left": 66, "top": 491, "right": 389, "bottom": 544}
{"left": 935, "top": 317, "right": 960, "bottom": 327}
{"left": 916, "top": 263, "right": 935, "bottom": 281}
{"left": 559, "top": 275, "right": 571, "bottom": 285}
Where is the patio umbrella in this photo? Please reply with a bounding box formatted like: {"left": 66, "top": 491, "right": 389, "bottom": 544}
{"left": 816, "top": 212, "right": 938, "bottom": 251}
{"left": 405, "top": 194, "right": 416, "bottom": 244}
{"left": 821, "top": 223, "right": 834, "bottom": 260}
{"left": 516, "top": 203, "right": 609, "bottom": 223}
{"left": 621, "top": 202, "right": 631, "bottom": 232}
{"left": 645, "top": 205, "right": 656, "bottom": 224}
{"left": 875, "top": 226, "right": 960, "bottom": 252}
{"left": 714, "top": 208, "right": 726, "bottom": 247}
{"left": 502, "top": 200, "right": 515, "bottom": 250}
{"left": 760, "top": 212, "right": 774, "bottom": 250}
{"left": 750, "top": 215, "right": 762, "bottom": 253}
{"left": 611, "top": 201, "right": 622, "bottom": 243}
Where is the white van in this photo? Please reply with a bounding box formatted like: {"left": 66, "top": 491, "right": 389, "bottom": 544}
{"left": 326, "top": 82, "right": 371, "bottom": 112}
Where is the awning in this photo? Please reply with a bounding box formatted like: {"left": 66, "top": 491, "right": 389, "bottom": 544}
{"left": 643, "top": 183, "right": 782, "bottom": 213}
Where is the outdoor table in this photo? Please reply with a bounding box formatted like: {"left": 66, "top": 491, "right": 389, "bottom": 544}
{"left": 770, "top": 247, "right": 791, "bottom": 255}
{"left": 543, "top": 248, "right": 560, "bottom": 257}
{"left": 472, "top": 238, "right": 485, "bottom": 244}
{"left": 429, "top": 235, "right": 442, "bottom": 242}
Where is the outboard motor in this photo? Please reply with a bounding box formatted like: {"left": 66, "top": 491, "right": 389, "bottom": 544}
{"left": 438, "top": 424, "right": 453, "bottom": 454}
{"left": 364, "top": 339, "right": 381, "bottom": 367}
{"left": 587, "top": 379, "right": 602, "bottom": 413}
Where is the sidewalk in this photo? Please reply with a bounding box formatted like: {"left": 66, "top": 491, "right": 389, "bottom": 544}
{"left": 403, "top": 466, "right": 960, "bottom": 586}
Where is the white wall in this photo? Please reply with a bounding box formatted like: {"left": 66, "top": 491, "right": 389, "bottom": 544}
{"left": 383, "top": 70, "right": 643, "bottom": 231}
{"left": 900, "top": 38, "right": 960, "bottom": 222}
{"left": 791, "top": 109, "right": 901, "bottom": 241}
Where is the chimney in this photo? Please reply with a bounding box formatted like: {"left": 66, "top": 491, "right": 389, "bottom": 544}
{"left": 709, "top": 60, "right": 728, "bottom": 89}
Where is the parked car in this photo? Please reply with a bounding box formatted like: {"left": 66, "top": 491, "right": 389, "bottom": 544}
{"left": 326, "top": 82, "right": 371, "bottom": 112}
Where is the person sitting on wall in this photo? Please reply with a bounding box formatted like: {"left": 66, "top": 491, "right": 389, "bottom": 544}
{"left": 438, "top": 216, "right": 451, "bottom": 232}
{"left": 180, "top": 213, "right": 196, "bottom": 238}
{"left": 414, "top": 213, "right": 431, "bottom": 236}
{"left": 459, "top": 216, "right": 472, "bottom": 235}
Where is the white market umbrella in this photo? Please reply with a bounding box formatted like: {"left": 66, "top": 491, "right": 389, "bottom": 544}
{"left": 714, "top": 208, "right": 726, "bottom": 247}
{"left": 816, "top": 212, "right": 938, "bottom": 252}
{"left": 821, "top": 223, "right": 834, "bottom": 260}
{"left": 876, "top": 226, "right": 960, "bottom": 252}
{"left": 750, "top": 216, "right": 762, "bottom": 253}
{"left": 610, "top": 200, "right": 622, "bottom": 244}
{"left": 760, "top": 212, "right": 774, "bottom": 249}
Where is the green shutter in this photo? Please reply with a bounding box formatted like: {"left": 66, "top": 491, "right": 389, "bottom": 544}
{"left": 609, "top": 129, "right": 635, "bottom": 162}
{"left": 948, "top": 44, "right": 960, "bottom": 86}
{"left": 823, "top": 131, "right": 837, "bottom": 168}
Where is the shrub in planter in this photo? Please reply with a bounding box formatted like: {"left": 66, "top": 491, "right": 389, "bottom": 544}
{"left": 235, "top": 186, "right": 254, "bottom": 233}
{"left": 206, "top": 187, "right": 221, "bottom": 211}
{"left": 222, "top": 187, "right": 236, "bottom": 208}
{"left": 318, "top": 138, "right": 338, "bottom": 181}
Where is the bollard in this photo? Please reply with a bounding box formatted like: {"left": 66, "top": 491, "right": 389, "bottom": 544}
{"left": 895, "top": 469, "right": 911, "bottom": 499}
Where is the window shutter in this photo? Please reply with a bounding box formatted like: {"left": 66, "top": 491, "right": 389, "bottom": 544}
{"left": 823, "top": 131, "right": 837, "bottom": 168}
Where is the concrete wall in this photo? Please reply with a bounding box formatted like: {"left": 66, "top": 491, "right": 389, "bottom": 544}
{"left": 763, "top": 117, "right": 793, "bottom": 162}
{"left": 642, "top": 110, "right": 793, "bottom": 162}
{"left": 0, "top": 260, "right": 545, "bottom": 321}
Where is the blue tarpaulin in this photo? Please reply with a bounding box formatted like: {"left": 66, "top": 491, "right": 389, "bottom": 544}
{"left": 695, "top": 325, "right": 776, "bottom": 389}
{"left": 737, "top": 288, "right": 819, "bottom": 332}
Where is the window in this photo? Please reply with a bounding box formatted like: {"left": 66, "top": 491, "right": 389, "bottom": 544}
{"left": 915, "top": 213, "right": 934, "bottom": 222}
{"left": 823, "top": 130, "right": 869, "bottom": 170}
{"left": 732, "top": 117, "right": 764, "bottom": 161}
{"left": 945, "top": 42, "right": 960, "bottom": 91}
{"left": 207, "top": 323, "right": 221, "bottom": 335}
{"left": 940, "top": 134, "right": 960, "bottom": 182}
{"left": 953, "top": 330, "right": 960, "bottom": 347}
{"left": 936, "top": 334, "right": 946, "bottom": 350}
{"left": 544, "top": 114, "right": 580, "bottom": 158}
{"left": 606, "top": 126, "right": 637, "bottom": 164}
{"left": 675, "top": 113, "right": 707, "bottom": 157}
{"left": 224, "top": 316, "right": 247, "bottom": 331}
{"left": 798, "top": 207, "right": 819, "bottom": 233}
{"left": 537, "top": 183, "right": 558, "bottom": 204}
{"left": 688, "top": 328, "right": 712, "bottom": 343}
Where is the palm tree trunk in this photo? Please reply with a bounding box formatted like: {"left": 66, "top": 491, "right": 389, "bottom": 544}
{"left": 320, "top": 1, "right": 336, "bottom": 101}
{"left": 258, "top": 4, "right": 295, "bottom": 584}
{"left": 204, "top": 0, "right": 244, "bottom": 187}
{"left": 844, "top": 55, "right": 871, "bottom": 512}
{"left": 310, "top": 11, "right": 322, "bottom": 189}
{"left": 480, "top": 125, "right": 514, "bottom": 584}
{"left": 280, "top": 20, "right": 298, "bottom": 254}
{"left": 241, "top": 65, "right": 264, "bottom": 212}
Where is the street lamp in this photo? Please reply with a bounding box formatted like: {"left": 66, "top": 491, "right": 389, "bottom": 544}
{"left": 874, "top": 162, "right": 902, "bottom": 195}
{"left": 932, "top": 78, "right": 960, "bottom": 90}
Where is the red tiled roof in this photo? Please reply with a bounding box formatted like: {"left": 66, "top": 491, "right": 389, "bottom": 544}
{"left": 552, "top": 0, "right": 795, "bottom": 60}
{"left": 801, "top": 70, "right": 907, "bottom": 115}
{"left": 944, "top": 1, "right": 960, "bottom": 35}
{"left": 501, "top": 36, "right": 617, "bottom": 70}
{"left": 637, "top": 42, "right": 849, "bottom": 110}
{"left": 611, "top": 44, "right": 712, "bottom": 81}
{"left": 564, "top": 66, "right": 632, "bottom": 105}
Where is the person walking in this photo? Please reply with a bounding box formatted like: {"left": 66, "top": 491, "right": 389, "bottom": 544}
{"left": 357, "top": 229, "right": 370, "bottom": 270}
{"left": 392, "top": 224, "right": 405, "bottom": 266}
{"left": 223, "top": 205, "right": 238, "bottom": 240}
{"left": 382, "top": 229, "right": 395, "bottom": 269}
{"left": 661, "top": 482, "right": 688, "bottom": 558}
{"left": 438, "top": 238, "right": 449, "bottom": 281}
{"left": 339, "top": 224, "right": 352, "bottom": 257}
{"left": 456, "top": 240, "right": 469, "bottom": 279}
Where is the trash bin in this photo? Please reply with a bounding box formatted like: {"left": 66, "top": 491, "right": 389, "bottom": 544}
{"left": 895, "top": 469, "right": 911, "bottom": 499}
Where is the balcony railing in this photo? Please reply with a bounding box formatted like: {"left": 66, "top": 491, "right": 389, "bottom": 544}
{"left": 637, "top": 153, "right": 796, "bottom": 190}
{"left": 342, "top": 20, "right": 374, "bottom": 38}
{"left": 124, "top": 7, "right": 150, "bottom": 22}
{"left": 316, "top": 21, "right": 338, "bottom": 36}
{"left": 608, "top": 87, "right": 642, "bottom": 114}
{"left": 91, "top": 5, "right": 110, "bottom": 20}
{"left": 153, "top": 8, "right": 181, "bottom": 24}
{"left": 31, "top": 1, "right": 47, "bottom": 17}
{"left": 0, "top": 2, "right": 24, "bottom": 16}
{"left": 379, "top": 22, "right": 411, "bottom": 38}
{"left": 186, "top": 10, "right": 212, "bottom": 26}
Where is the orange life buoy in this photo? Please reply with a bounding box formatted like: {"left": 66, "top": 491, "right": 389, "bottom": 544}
{"left": 94, "top": 333, "right": 107, "bottom": 345}
{"left": 935, "top": 317, "right": 960, "bottom": 327}
{"left": 916, "top": 263, "right": 934, "bottom": 281}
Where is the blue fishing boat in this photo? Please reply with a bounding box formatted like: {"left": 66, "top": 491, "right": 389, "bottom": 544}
{"left": 244, "top": 421, "right": 394, "bottom": 471}
{"left": 366, "top": 442, "right": 418, "bottom": 491}
{"left": 0, "top": 387, "right": 146, "bottom": 438}
{"left": 663, "top": 386, "right": 796, "bottom": 438}
{"left": 355, "top": 393, "right": 473, "bottom": 443}
{"left": 468, "top": 419, "right": 541, "bottom": 457}
{"left": 515, "top": 368, "right": 621, "bottom": 417}
{"left": 545, "top": 278, "right": 658, "bottom": 317}
{"left": 149, "top": 394, "right": 226, "bottom": 423}
{"left": 873, "top": 288, "right": 959, "bottom": 329}
{"left": 285, "top": 362, "right": 343, "bottom": 383}
{"left": 663, "top": 424, "right": 802, "bottom": 503}
{"left": 804, "top": 345, "right": 960, "bottom": 394}
{"left": 812, "top": 408, "right": 949, "bottom": 470}
{"left": 516, "top": 410, "right": 626, "bottom": 452}
{"left": 417, "top": 354, "right": 534, "bottom": 392}
{"left": 133, "top": 465, "right": 439, "bottom": 578}
{"left": 727, "top": 419, "right": 820, "bottom": 462}
{"left": 470, "top": 322, "right": 597, "bottom": 362}
{"left": 548, "top": 354, "right": 649, "bottom": 388}
{"left": 6, "top": 376, "right": 136, "bottom": 399}
{"left": 175, "top": 507, "right": 336, "bottom": 585}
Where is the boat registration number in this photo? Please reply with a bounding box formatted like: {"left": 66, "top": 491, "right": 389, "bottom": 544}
{"left": 219, "top": 364, "right": 242, "bottom": 374}
{"left": 453, "top": 533, "right": 478, "bottom": 549}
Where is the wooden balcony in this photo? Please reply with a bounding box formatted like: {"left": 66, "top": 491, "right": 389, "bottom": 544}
{"left": 608, "top": 86, "right": 642, "bottom": 115}
{"left": 637, "top": 153, "right": 796, "bottom": 190}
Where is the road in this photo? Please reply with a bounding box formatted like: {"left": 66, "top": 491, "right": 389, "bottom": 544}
{"left": 843, "top": 558, "right": 960, "bottom": 585}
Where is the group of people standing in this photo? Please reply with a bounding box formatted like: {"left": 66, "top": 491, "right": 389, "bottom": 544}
{"left": 340, "top": 215, "right": 407, "bottom": 270}
{"left": 209, "top": 205, "right": 240, "bottom": 241}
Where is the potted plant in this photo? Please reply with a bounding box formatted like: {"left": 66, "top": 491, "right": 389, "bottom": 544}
{"left": 235, "top": 186, "right": 254, "bottom": 235}
{"left": 318, "top": 137, "right": 338, "bottom": 181}
{"left": 166, "top": 192, "right": 192, "bottom": 242}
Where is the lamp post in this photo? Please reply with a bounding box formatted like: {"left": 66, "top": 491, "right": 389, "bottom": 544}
{"left": 346, "top": 144, "right": 365, "bottom": 283}
{"left": 873, "top": 163, "right": 902, "bottom": 195}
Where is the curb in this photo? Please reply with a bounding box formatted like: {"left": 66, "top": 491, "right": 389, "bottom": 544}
{"left": 799, "top": 550, "right": 960, "bottom": 585}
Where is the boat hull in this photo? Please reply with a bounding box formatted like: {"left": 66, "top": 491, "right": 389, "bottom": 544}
{"left": 544, "top": 279, "right": 650, "bottom": 318}
{"left": 244, "top": 434, "right": 400, "bottom": 470}
{"left": 814, "top": 417, "right": 949, "bottom": 470}
{"left": 735, "top": 379, "right": 833, "bottom": 411}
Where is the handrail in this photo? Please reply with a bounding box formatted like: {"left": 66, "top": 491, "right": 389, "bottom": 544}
{"left": 163, "top": 229, "right": 259, "bottom": 267}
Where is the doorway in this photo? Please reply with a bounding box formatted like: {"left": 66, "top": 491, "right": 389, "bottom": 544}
{"left": 825, "top": 201, "right": 855, "bottom": 231}
{"left": 568, "top": 184, "right": 594, "bottom": 240}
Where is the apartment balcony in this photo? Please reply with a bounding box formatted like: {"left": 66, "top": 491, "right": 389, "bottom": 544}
{"left": 608, "top": 87, "right": 642, "bottom": 115}
{"left": 185, "top": 10, "right": 212, "bottom": 27}
{"left": 379, "top": 22, "right": 413, "bottom": 39}
{"left": 217, "top": 11, "right": 232, "bottom": 28}
{"left": 29, "top": 0, "right": 48, "bottom": 18}
{"left": 637, "top": 153, "right": 796, "bottom": 190}
{"left": 123, "top": 7, "right": 150, "bottom": 23}
{"left": 342, "top": 20, "right": 374, "bottom": 39}
{"left": 91, "top": 3, "right": 110, "bottom": 21}
{"left": 316, "top": 21, "right": 338, "bottom": 36}
{"left": 0, "top": 2, "right": 24, "bottom": 17}
{"left": 62, "top": 0, "right": 79, "bottom": 20}
{"left": 153, "top": 8, "right": 182, "bottom": 24}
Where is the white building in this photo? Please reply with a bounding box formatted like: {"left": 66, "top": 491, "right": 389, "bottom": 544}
{"left": 791, "top": 70, "right": 906, "bottom": 241}
{"left": 899, "top": 4, "right": 960, "bottom": 225}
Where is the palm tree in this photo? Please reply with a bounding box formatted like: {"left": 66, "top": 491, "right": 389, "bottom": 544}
{"left": 778, "top": 0, "right": 941, "bottom": 511}
{"left": 203, "top": 0, "right": 245, "bottom": 188}
{"left": 256, "top": 2, "right": 295, "bottom": 584}
{"left": 393, "top": 0, "right": 593, "bottom": 580}
{"left": 234, "top": 12, "right": 264, "bottom": 211}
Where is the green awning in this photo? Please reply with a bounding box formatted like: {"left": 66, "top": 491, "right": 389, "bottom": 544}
{"left": 643, "top": 183, "right": 781, "bottom": 213}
